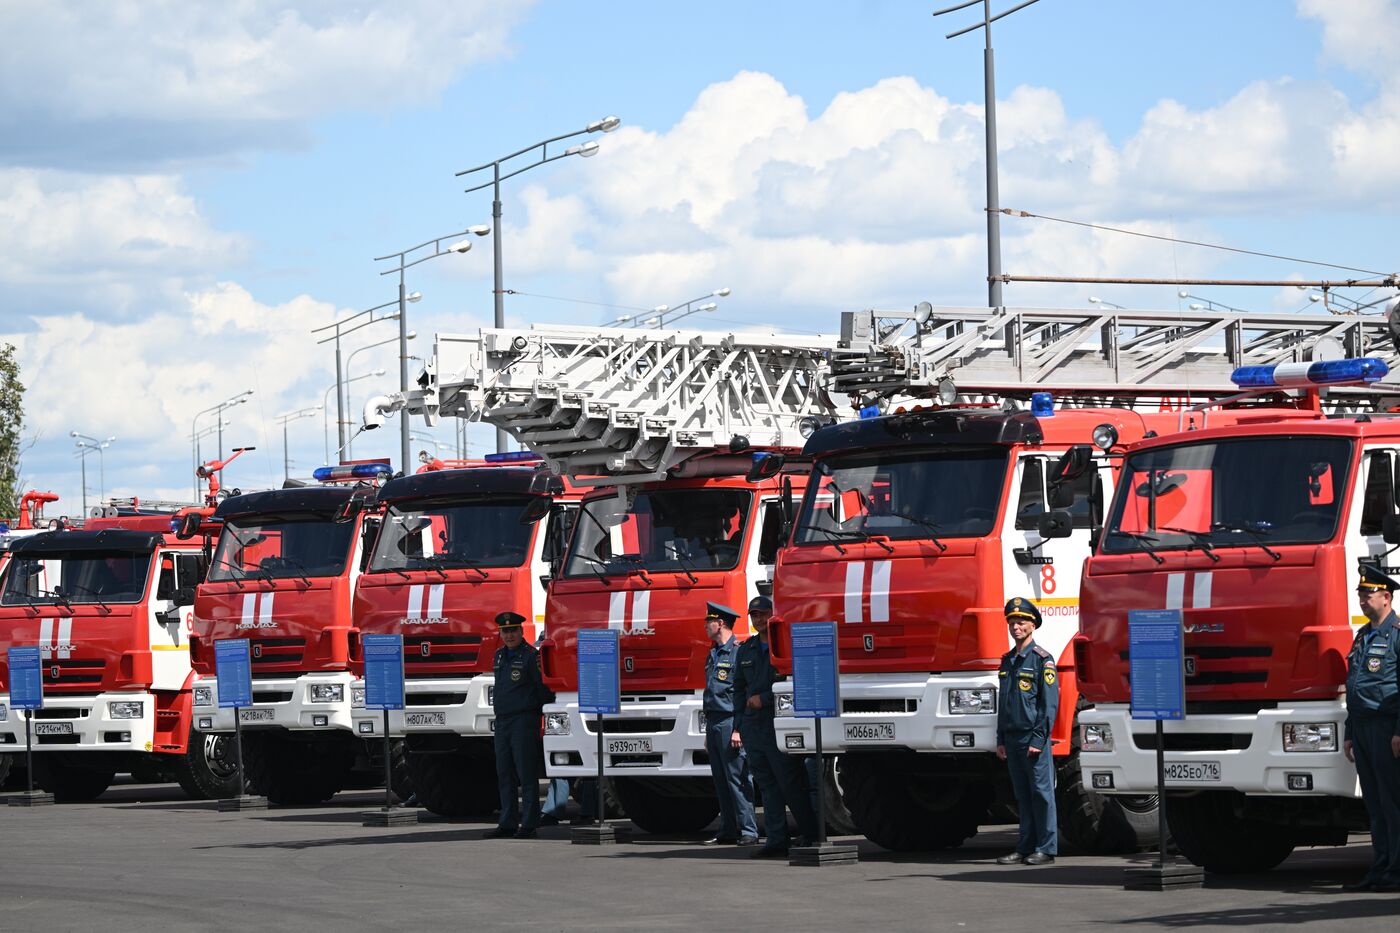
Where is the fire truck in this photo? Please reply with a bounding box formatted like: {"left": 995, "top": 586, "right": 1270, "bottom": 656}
{"left": 1075, "top": 326, "right": 1400, "bottom": 871}
{"left": 0, "top": 498, "right": 237, "bottom": 801}
{"left": 346, "top": 457, "right": 582, "bottom": 817}
{"left": 189, "top": 462, "right": 398, "bottom": 804}
{"left": 365, "top": 324, "right": 846, "bottom": 833}
{"left": 763, "top": 305, "right": 1343, "bottom": 853}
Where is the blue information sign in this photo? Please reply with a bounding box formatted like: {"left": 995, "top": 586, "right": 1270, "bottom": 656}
{"left": 363, "top": 634, "right": 405, "bottom": 711}
{"left": 214, "top": 638, "right": 253, "bottom": 709}
{"left": 577, "top": 629, "right": 620, "bottom": 716}
{"left": 8, "top": 646, "right": 43, "bottom": 711}
{"left": 791, "top": 622, "right": 839, "bottom": 719}
{"left": 1129, "top": 609, "right": 1186, "bottom": 721}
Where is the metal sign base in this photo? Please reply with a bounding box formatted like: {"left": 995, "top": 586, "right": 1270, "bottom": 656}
{"left": 216, "top": 794, "right": 269, "bottom": 812}
{"left": 7, "top": 791, "right": 55, "bottom": 807}
{"left": 571, "top": 823, "right": 620, "bottom": 845}
{"left": 1124, "top": 861, "right": 1204, "bottom": 891}
{"left": 789, "top": 842, "right": 859, "bottom": 867}
{"left": 363, "top": 808, "right": 418, "bottom": 827}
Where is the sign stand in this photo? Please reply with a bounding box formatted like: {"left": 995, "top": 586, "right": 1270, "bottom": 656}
{"left": 214, "top": 638, "right": 268, "bottom": 812}
{"left": 787, "top": 622, "right": 857, "bottom": 867}
{"left": 1122, "top": 609, "right": 1202, "bottom": 891}
{"left": 573, "top": 629, "right": 622, "bottom": 845}
{"left": 7, "top": 646, "right": 53, "bottom": 806}
{"left": 361, "top": 634, "right": 416, "bottom": 827}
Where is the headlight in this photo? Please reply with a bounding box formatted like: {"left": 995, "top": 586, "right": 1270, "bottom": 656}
{"left": 309, "top": 684, "right": 344, "bottom": 703}
{"left": 1092, "top": 423, "right": 1118, "bottom": 450}
{"left": 351, "top": 686, "right": 366, "bottom": 709}
{"left": 545, "top": 712, "right": 571, "bottom": 735}
{"left": 487, "top": 686, "right": 495, "bottom": 707}
{"left": 1081, "top": 723, "right": 1114, "bottom": 752}
{"left": 193, "top": 686, "right": 214, "bottom": 707}
{"left": 1283, "top": 722, "right": 1337, "bottom": 753}
{"left": 0, "top": 702, "right": 8, "bottom": 721}
{"left": 697, "top": 710, "right": 707, "bottom": 733}
{"left": 948, "top": 688, "right": 995, "bottom": 714}
{"left": 108, "top": 701, "right": 144, "bottom": 719}
{"left": 775, "top": 693, "right": 794, "bottom": 715}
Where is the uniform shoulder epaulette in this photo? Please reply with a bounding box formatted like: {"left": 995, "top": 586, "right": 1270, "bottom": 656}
{"left": 1032, "top": 645, "right": 1053, "bottom": 661}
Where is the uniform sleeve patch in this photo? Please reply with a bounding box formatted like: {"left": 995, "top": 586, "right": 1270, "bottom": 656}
{"left": 1044, "top": 668, "right": 1057, "bottom": 685}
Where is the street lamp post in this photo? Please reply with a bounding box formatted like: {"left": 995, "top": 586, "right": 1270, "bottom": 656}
{"left": 276, "top": 407, "right": 322, "bottom": 483}
{"left": 606, "top": 287, "right": 730, "bottom": 328}
{"left": 344, "top": 331, "right": 416, "bottom": 445}
{"left": 322, "top": 369, "right": 386, "bottom": 464}
{"left": 374, "top": 227, "right": 490, "bottom": 472}
{"left": 1087, "top": 296, "right": 1124, "bottom": 310}
{"left": 191, "top": 392, "right": 253, "bottom": 498}
{"left": 1176, "top": 291, "right": 1246, "bottom": 314}
{"left": 71, "top": 433, "right": 116, "bottom": 511}
{"left": 457, "top": 116, "right": 619, "bottom": 452}
{"left": 313, "top": 298, "right": 416, "bottom": 457}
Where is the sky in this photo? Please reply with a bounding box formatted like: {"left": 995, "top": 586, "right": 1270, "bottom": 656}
{"left": 3, "top": 0, "right": 1400, "bottom": 518}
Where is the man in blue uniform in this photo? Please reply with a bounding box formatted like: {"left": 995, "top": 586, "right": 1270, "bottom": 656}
{"left": 732, "top": 595, "right": 820, "bottom": 857}
{"left": 702, "top": 601, "right": 758, "bottom": 846}
{"left": 1342, "top": 564, "right": 1400, "bottom": 892}
{"left": 995, "top": 596, "right": 1059, "bottom": 866}
{"left": 485, "top": 611, "right": 554, "bottom": 839}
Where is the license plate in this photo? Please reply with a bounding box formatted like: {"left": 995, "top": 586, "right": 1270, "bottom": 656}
{"left": 845, "top": 722, "right": 895, "bottom": 742}
{"left": 1164, "top": 760, "right": 1221, "bottom": 782}
{"left": 239, "top": 708, "right": 274, "bottom": 723}
{"left": 34, "top": 722, "right": 74, "bottom": 735}
{"left": 405, "top": 711, "right": 447, "bottom": 727}
{"left": 607, "top": 737, "right": 653, "bottom": 755}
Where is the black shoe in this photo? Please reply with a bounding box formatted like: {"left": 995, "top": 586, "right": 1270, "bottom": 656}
{"left": 513, "top": 828, "right": 538, "bottom": 839}
{"left": 703, "top": 836, "right": 738, "bottom": 846}
{"left": 736, "top": 835, "right": 760, "bottom": 847}
{"left": 1371, "top": 879, "right": 1400, "bottom": 893}
{"left": 539, "top": 814, "right": 561, "bottom": 826}
{"left": 483, "top": 826, "right": 515, "bottom": 839}
{"left": 1023, "top": 852, "right": 1055, "bottom": 866}
{"left": 1341, "top": 878, "right": 1377, "bottom": 892}
{"left": 751, "top": 846, "right": 789, "bottom": 859}
{"left": 996, "top": 853, "right": 1027, "bottom": 865}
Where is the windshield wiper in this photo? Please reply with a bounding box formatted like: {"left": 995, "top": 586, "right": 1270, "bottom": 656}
{"left": 1107, "top": 530, "right": 1165, "bottom": 565}
{"left": 571, "top": 554, "right": 613, "bottom": 587}
{"left": 671, "top": 545, "right": 700, "bottom": 585}
{"left": 1210, "top": 521, "right": 1282, "bottom": 561}
{"left": 797, "top": 524, "right": 847, "bottom": 555}
{"left": 267, "top": 555, "right": 312, "bottom": 586}
{"left": 800, "top": 524, "right": 892, "bottom": 554}
{"left": 209, "top": 558, "right": 247, "bottom": 589}
{"left": 614, "top": 554, "right": 653, "bottom": 586}
{"left": 422, "top": 554, "right": 485, "bottom": 580}
{"left": 36, "top": 588, "right": 74, "bottom": 609}
{"left": 896, "top": 512, "right": 947, "bottom": 552}
{"left": 57, "top": 582, "right": 112, "bottom": 613}
{"left": 1158, "top": 526, "right": 1221, "bottom": 563}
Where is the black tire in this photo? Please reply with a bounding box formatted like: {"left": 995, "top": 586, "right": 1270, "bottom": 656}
{"left": 389, "top": 740, "right": 414, "bottom": 804}
{"left": 33, "top": 755, "right": 115, "bottom": 802}
{"left": 242, "top": 732, "right": 351, "bottom": 805}
{"left": 167, "top": 730, "right": 241, "bottom": 800}
{"left": 841, "top": 755, "right": 990, "bottom": 851}
{"left": 405, "top": 749, "right": 497, "bottom": 818}
{"left": 1166, "top": 791, "right": 1295, "bottom": 874}
{"left": 613, "top": 778, "right": 721, "bottom": 835}
{"left": 821, "top": 756, "right": 859, "bottom": 837}
{"left": 1056, "top": 750, "right": 1160, "bottom": 854}
{"left": 572, "top": 780, "right": 626, "bottom": 819}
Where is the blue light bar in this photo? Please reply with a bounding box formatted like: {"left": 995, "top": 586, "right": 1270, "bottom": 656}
{"left": 484, "top": 451, "right": 543, "bottom": 463}
{"left": 1230, "top": 357, "right": 1389, "bottom": 389}
{"left": 1031, "top": 392, "right": 1055, "bottom": 417}
{"left": 313, "top": 462, "right": 394, "bottom": 483}
{"left": 859, "top": 404, "right": 881, "bottom": 420}
{"left": 169, "top": 517, "right": 181, "bottom": 534}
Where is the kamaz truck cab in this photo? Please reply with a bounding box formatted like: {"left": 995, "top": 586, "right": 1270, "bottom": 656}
{"left": 349, "top": 457, "right": 579, "bottom": 817}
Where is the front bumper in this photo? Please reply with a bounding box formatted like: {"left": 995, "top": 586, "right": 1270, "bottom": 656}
{"left": 349, "top": 674, "right": 496, "bottom": 739}
{"left": 543, "top": 692, "right": 709, "bottom": 778}
{"left": 0, "top": 690, "right": 156, "bottom": 753}
{"left": 192, "top": 672, "right": 355, "bottom": 732}
{"left": 773, "top": 673, "right": 999, "bottom": 755}
{"left": 1078, "top": 701, "right": 1359, "bottom": 798}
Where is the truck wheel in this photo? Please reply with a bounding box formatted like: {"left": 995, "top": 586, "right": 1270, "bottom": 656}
{"left": 1056, "top": 750, "right": 1160, "bottom": 854}
{"left": 389, "top": 740, "right": 414, "bottom": 803}
{"left": 168, "top": 730, "right": 241, "bottom": 800}
{"left": 1167, "top": 791, "right": 1295, "bottom": 873}
{"left": 405, "top": 749, "right": 496, "bottom": 818}
{"left": 33, "top": 754, "right": 115, "bottom": 802}
{"left": 242, "top": 732, "right": 350, "bottom": 805}
{"left": 840, "top": 755, "right": 989, "bottom": 851}
{"left": 821, "top": 756, "right": 859, "bottom": 837}
{"left": 613, "top": 777, "right": 721, "bottom": 835}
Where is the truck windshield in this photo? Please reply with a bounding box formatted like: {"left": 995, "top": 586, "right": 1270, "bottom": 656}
{"left": 369, "top": 496, "right": 538, "bottom": 572}
{"left": 794, "top": 447, "right": 1010, "bottom": 545}
{"left": 564, "top": 488, "right": 752, "bottom": 578}
{"left": 2, "top": 551, "right": 152, "bottom": 605}
{"left": 208, "top": 517, "right": 356, "bottom": 582}
{"left": 1102, "top": 436, "right": 1354, "bottom": 554}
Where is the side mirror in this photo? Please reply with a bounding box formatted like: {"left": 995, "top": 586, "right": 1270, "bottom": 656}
{"left": 1050, "top": 445, "right": 1093, "bottom": 485}
{"left": 1037, "top": 510, "right": 1074, "bottom": 540}
{"left": 334, "top": 497, "right": 363, "bottom": 524}
{"left": 175, "top": 513, "right": 202, "bottom": 540}
{"left": 781, "top": 477, "right": 794, "bottom": 532}
{"left": 172, "top": 587, "right": 195, "bottom": 607}
{"left": 1383, "top": 514, "right": 1400, "bottom": 545}
{"left": 519, "top": 497, "right": 552, "bottom": 525}
{"left": 1089, "top": 471, "right": 1105, "bottom": 529}
{"left": 746, "top": 453, "right": 785, "bottom": 482}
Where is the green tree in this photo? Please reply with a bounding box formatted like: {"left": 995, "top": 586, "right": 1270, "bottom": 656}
{"left": 0, "top": 343, "right": 25, "bottom": 519}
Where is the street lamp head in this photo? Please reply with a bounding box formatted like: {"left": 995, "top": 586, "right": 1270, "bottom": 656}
{"left": 468, "top": 225, "right": 491, "bottom": 237}
{"left": 407, "top": 291, "right": 423, "bottom": 303}
{"left": 406, "top": 331, "right": 418, "bottom": 340}
{"left": 371, "top": 368, "right": 387, "bottom": 376}
{"left": 615, "top": 315, "right": 633, "bottom": 323}
{"left": 652, "top": 305, "right": 669, "bottom": 314}
{"left": 1309, "top": 294, "right": 1322, "bottom": 303}
{"left": 566, "top": 141, "right": 601, "bottom": 159}
{"left": 448, "top": 239, "right": 474, "bottom": 254}
{"left": 1088, "top": 296, "right": 1103, "bottom": 305}
{"left": 1189, "top": 303, "right": 1205, "bottom": 311}
{"left": 587, "top": 116, "right": 622, "bottom": 134}
{"left": 69, "top": 430, "right": 79, "bottom": 437}
{"left": 642, "top": 317, "right": 660, "bottom": 326}
{"left": 713, "top": 288, "right": 731, "bottom": 298}
{"left": 699, "top": 303, "right": 718, "bottom": 313}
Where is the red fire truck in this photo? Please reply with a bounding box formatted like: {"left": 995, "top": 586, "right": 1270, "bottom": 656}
{"left": 348, "top": 457, "right": 580, "bottom": 817}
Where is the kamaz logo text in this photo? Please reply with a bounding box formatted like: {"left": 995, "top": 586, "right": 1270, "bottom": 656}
{"left": 39, "top": 619, "right": 74, "bottom": 659}
{"left": 237, "top": 621, "right": 278, "bottom": 629}
{"left": 400, "top": 616, "right": 450, "bottom": 626}
{"left": 608, "top": 591, "right": 655, "bottom": 636}
{"left": 1184, "top": 623, "right": 1225, "bottom": 634}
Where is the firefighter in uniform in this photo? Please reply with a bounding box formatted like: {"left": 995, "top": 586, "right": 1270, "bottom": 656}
{"left": 485, "top": 611, "right": 554, "bottom": 839}
{"left": 702, "top": 601, "right": 758, "bottom": 846}
{"left": 732, "top": 595, "right": 820, "bottom": 857}
{"left": 995, "top": 597, "right": 1059, "bottom": 865}
{"left": 1342, "top": 564, "right": 1400, "bottom": 892}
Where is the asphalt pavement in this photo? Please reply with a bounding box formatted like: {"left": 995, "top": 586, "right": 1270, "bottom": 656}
{"left": 1, "top": 779, "right": 1395, "bottom": 932}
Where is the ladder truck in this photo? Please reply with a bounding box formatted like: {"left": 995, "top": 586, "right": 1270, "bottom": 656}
{"left": 365, "top": 324, "right": 843, "bottom": 834}
{"left": 347, "top": 457, "right": 583, "bottom": 818}
{"left": 765, "top": 304, "right": 1343, "bottom": 853}
{"left": 0, "top": 498, "right": 238, "bottom": 801}
{"left": 1071, "top": 307, "right": 1400, "bottom": 872}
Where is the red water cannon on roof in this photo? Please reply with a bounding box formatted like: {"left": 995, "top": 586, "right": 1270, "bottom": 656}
{"left": 15, "top": 490, "right": 60, "bottom": 530}
{"left": 196, "top": 446, "right": 256, "bottom": 508}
